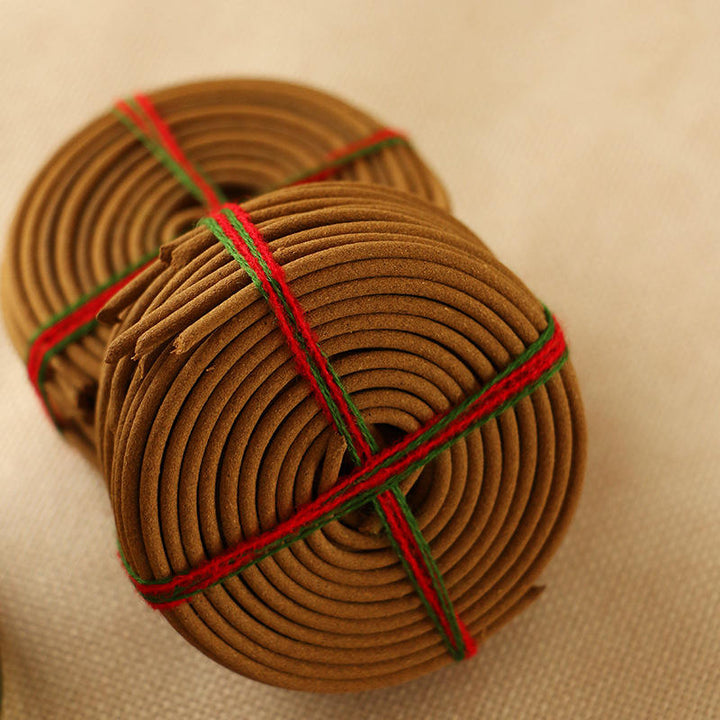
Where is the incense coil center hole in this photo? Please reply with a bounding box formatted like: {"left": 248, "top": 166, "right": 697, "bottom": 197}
{"left": 334, "top": 423, "right": 437, "bottom": 535}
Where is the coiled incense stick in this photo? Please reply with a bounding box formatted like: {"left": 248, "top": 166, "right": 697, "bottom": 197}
{"left": 1, "top": 79, "right": 447, "bottom": 458}
{"left": 98, "top": 182, "right": 586, "bottom": 692}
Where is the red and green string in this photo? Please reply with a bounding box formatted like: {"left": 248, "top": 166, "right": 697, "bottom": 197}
{"left": 203, "top": 204, "right": 480, "bottom": 658}
{"left": 113, "top": 94, "right": 226, "bottom": 210}
{"left": 26, "top": 251, "right": 157, "bottom": 421}
{"left": 122, "top": 311, "right": 565, "bottom": 604}
{"left": 273, "top": 127, "right": 408, "bottom": 187}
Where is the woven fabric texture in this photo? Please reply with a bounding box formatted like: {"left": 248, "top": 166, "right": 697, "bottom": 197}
{"left": 0, "top": 1, "right": 718, "bottom": 718}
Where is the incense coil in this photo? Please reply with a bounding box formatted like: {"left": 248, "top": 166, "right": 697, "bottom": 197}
{"left": 98, "top": 182, "right": 586, "bottom": 692}
{"left": 1, "top": 78, "right": 447, "bottom": 459}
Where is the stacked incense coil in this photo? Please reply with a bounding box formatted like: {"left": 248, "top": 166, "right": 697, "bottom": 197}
{"left": 1, "top": 78, "right": 586, "bottom": 692}
{"left": 1, "top": 79, "right": 447, "bottom": 459}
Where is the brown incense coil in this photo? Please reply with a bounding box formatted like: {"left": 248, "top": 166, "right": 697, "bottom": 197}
{"left": 98, "top": 182, "right": 586, "bottom": 692}
{"left": 1, "top": 78, "right": 447, "bottom": 460}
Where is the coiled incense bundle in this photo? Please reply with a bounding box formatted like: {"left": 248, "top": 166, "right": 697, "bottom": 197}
{"left": 1, "top": 79, "right": 447, "bottom": 458}
{"left": 98, "top": 182, "right": 586, "bottom": 692}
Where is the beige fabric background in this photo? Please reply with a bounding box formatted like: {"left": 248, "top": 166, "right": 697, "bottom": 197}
{"left": 1, "top": 1, "right": 718, "bottom": 718}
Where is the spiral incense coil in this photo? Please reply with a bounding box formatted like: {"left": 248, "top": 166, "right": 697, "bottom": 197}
{"left": 1, "top": 78, "right": 448, "bottom": 460}
{"left": 98, "top": 182, "right": 586, "bottom": 692}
